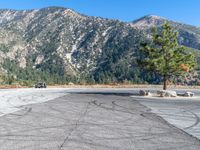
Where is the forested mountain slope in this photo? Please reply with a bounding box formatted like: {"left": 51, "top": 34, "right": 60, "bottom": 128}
{"left": 0, "top": 7, "right": 199, "bottom": 85}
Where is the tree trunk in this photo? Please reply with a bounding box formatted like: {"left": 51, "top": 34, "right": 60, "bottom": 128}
{"left": 163, "top": 76, "right": 167, "bottom": 90}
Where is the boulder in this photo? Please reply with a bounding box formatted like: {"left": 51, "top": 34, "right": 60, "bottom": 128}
{"left": 139, "top": 90, "right": 151, "bottom": 96}
{"left": 183, "top": 92, "right": 194, "bottom": 97}
{"left": 68, "top": 82, "right": 74, "bottom": 85}
{"left": 157, "top": 90, "right": 177, "bottom": 97}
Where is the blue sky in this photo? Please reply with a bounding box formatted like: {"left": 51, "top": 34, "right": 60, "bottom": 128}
{"left": 0, "top": 0, "right": 199, "bottom": 26}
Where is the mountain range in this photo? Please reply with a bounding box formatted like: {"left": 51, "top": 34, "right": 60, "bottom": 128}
{"left": 0, "top": 7, "right": 199, "bottom": 85}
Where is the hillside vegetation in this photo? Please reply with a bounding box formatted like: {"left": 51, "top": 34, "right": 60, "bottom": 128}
{"left": 0, "top": 7, "right": 199, "bottom": 85}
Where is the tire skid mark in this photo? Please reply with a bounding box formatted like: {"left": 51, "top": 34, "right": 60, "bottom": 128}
{"left": 183, "top": 110, "right": 200, "bottom": 130}
{"left": 8, "top": 107, "right": 32, "bottom": 117}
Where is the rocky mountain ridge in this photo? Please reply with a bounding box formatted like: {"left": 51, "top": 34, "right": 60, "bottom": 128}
{"left": 0, "top": 7, "right": 199, "bottom": 84}
{"left": 130, "top": 15, "right": 200, "bottom": 50}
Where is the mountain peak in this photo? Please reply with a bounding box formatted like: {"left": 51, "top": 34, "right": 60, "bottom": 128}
{"left": 145, "top": 15, "right": 166, "bottom": 20}
{"left": 130, "top": 15, "right": 167, "bottom": 29}
{"left": 39, "top": 6, "right": 74, "bottom": 13}
{"left": 37, "top": 6, "right": 85, "bottom": 19}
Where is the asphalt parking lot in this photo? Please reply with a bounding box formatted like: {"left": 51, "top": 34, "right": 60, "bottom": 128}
{"left": 138, "top": 96, "right": 200, "bottom": 140}
{"left": 0, "top": 88, "right": 200, "bottom": 150}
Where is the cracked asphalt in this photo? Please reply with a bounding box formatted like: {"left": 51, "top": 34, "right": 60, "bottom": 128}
{"left": 0, "top": 88, "right": 200, "bottom": 150}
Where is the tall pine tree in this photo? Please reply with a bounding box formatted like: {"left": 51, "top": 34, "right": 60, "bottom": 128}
{"left": 139, "top": 22, "right": 196, "bottom": 90}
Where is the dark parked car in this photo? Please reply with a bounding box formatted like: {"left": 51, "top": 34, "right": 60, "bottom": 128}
{"left": 35, "top": 82, "right": 47, "bottom": 88}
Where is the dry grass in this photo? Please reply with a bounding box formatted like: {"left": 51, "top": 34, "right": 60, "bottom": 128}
{"left": 47, "top": 84, "right": 200, "bottom": 89}
{"left": 0, "top": 85, "right": 27, "bottom": 89}
{"left": 0, "top": 84, "right": 199, "bottom": 89}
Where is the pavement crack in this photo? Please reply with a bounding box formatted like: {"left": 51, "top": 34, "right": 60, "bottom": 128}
{"left": 58, "top": 101, "right": 90, "bottom": 150}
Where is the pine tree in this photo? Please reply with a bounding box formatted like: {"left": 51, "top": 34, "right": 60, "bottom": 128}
{"left": 139, "top": 22, "right": 196, "bottom": 90}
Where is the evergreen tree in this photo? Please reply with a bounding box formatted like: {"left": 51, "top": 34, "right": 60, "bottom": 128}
{"left": 139, "top": 22, "right": 196, "bottom": 90}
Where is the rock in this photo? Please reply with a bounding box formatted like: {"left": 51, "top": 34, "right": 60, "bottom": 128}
{"left": 157, "top": 90, "right": 177, "bottom": 97}
{"left": 139, "top": 90, "right": 151, "bottom": 96}
{"left": 68, "top": 82, "right": 74, "bottom": 85}
{"left": 35, "top": 55, "right": 44, "bottom": 65}
{"left": 183, "top": 92, "right": 194, "bottom": 97}
{"left": 139, "top": 90, "right": 145, "bottom": 96}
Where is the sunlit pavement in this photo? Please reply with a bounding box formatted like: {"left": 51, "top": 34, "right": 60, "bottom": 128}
{"left": 137, "top": 94, "right": 200, "bottom": 140}
{"left": 0, "top": 88, "right": 199, "bottom": 150}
